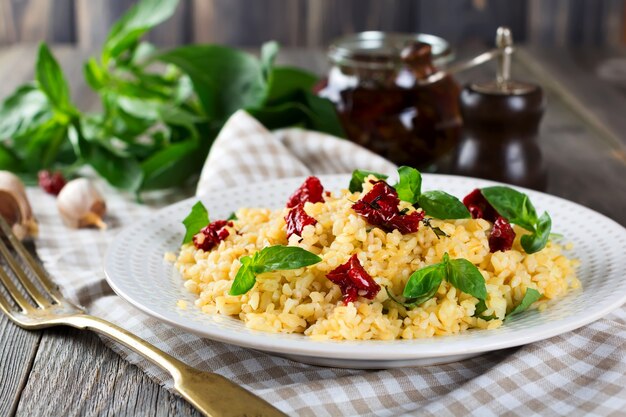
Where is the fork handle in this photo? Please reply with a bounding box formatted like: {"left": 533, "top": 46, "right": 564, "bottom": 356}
{"left": 65, "top": 314, "right": 287, "bottom": 417}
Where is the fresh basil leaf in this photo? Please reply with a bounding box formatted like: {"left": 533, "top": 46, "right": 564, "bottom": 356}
{"left": 265, "top": 67, "right": 318, "bottom": 105}
{"left": 83, "top": 58, "right": 107, "bottom": 91}
{"left": 521, "top": 212, "right": 552, "bottom": 254}
{"left": 229, "top": 256, "right": 256, "bottom": 296}
{"left": 445, "top": 256, "right": 487, "bottom": 301}
{"left": 70, "top": 124, "right": 144, "bottom": 191}
{"left": 228, "top": 246, "right": 321, "bottom": 296}
{"left": 260, "top": 41, "right": 279, "bottom": 81}
{"left": 140, "top": 139, "right": 203, "bottom": 191}
{"left": 299, "top": 92, "right": 345, "bottom": 137}
{"left": 418, "top": 190, "right": 470, "bottom": 219}
{"left": 36, "top": 43, "right": 75, "bottom": 115}
{"left": 227, "top": 212, "right": 238, "bottom": 221}
{"left": 395, "top": 166, "right": 422, "bottom": 204}
{"left": 349, "top": 169, "right": 388, "bottom": 193}
{"left": 157, "top": 45, "right": 266, "bottom": 121}
{"left": 474, "top": 299, "right": 498, "bottom": 321}
{"left": 481, "top": 186, "right": 537, "bottom": 231}
{"left": 181, "top": 201, "right": 209, "bottom": 244}
{"left": 385, "top": 287, "right": 422, "bottom": 308}
{"left": 252, "top": 245, "right": 321, "bottom": 273}
{"left": 0, "top": 85, "right": 52, "bottom": 140}
{"left": 402, "top": 263, "right": 444, "bottom": 305}
{"left": 0, "top": 143, "right": 23, "bottom": 172}
{"left": 103, "top": 0, "right": 179, "bottom": 63}
{"left": 507, "top": 288, "right": 542, "bottom": 318}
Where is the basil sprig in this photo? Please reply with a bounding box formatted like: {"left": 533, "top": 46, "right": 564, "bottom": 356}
{"left": 481, "top": 186, "right": 552, "bottom": 254}
{"left": 396, "top": 167, "right": 470, "bottom": 219}
{"left": 0, "top": 0, "right": 344, "bottom": 194}
{"left": 506, "top": 288, "right": 542, "bottom": 319}
{"left": 229, "top": 246, "right": 322, "bottom": 295}
{"left": 349, "top": 170, "right": 389, "bottom": 193}
{"left": 348, "top": 167, "right": 469, "bottom": 220}
{"left": 388, "top": 253, "right": 486, "bottom": 308}
{"left": 182, "top": 201, "right": 209, "bottom": 244}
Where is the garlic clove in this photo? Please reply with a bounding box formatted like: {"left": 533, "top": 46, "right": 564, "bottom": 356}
{"left": 0, "top": 171, "right": 38, "bottom": 240}
{"left": 57, "top": 178, "right": 107, "bottom": 229}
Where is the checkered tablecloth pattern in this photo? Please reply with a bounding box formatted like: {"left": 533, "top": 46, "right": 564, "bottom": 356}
{"left": 29, "top": 111, "right": 626, "bottom": 416}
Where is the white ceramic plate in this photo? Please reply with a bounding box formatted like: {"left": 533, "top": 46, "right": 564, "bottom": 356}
{"left": 104, "top": 174, "right": 626, "bottom": 368}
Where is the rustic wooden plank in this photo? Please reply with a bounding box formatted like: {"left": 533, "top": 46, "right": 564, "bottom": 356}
{"left": 416, "top": 0, "right": 527, "bottom": 46}
{"left": 0, "top": 318, "right": 41, "bottom": 417}
{"left": 14, "top": 328, "right": 200, "bottom": 417}
{"left": 0, "top": 0, "right": 75, "bottom": 44}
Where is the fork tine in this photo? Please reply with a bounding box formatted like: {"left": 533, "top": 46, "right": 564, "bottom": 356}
{"left": 0, "top": 237, "right": 51, "bottom": 308}
{"left": 0, "top": 264, "right": 34, "bottom": 312}
{"left": 0, "top": 217, "right": 63, "bottom": 303}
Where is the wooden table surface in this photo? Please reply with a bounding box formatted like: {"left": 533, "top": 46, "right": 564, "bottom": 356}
{"left": 0, "top": 44, "right": 625, "bottom": 417}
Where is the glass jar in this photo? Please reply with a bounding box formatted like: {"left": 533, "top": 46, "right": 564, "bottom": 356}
{"left": 318, "top": 32, "right": 462, "bottom": 171}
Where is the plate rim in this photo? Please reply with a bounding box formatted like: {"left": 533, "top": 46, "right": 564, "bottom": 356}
{"left": 104, "top": 173, "right": 626, "bottom": 361}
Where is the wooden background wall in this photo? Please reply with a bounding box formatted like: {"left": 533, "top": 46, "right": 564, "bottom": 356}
{"left": 0, "top": 0, "right": 625, "bottom": 48}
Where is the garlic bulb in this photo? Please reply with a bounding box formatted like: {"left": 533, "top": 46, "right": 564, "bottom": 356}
{"left": 0, "top": 171, "right": 38, "bottom": 239}
{"left": 57, "top": 178, "right": 107, "bottom": 229}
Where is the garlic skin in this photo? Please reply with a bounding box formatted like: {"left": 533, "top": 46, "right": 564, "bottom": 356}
{"left": 0, "top": 171, "right": 38, "bottom": 239}
{"left": 57, "top": 178, "right": 107, "bottom": 229}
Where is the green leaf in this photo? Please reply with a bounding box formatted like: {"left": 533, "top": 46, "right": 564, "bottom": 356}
{"left": 445, "top": 256, "right": 487, "bottom": 301}
{"left": 229, "top": 256, "right": 256, "bottom": 296}
{"left": 481, "top": 186, "right": 537, "bottom": 231}
{"left": 181, "top": 201, "right": 209, "bottom": 244}
{"left": 229, "top": 246, "right": 321, "bottom": 296}
{"left": 349, "top": 169, "right": 388, "bottom": 193}
{"left": 70, "top": 124, "right": 143, "bottom": 191}
{"left": 401, "top": 263, "right": 444, "bottom": 305}
{"left": 474, "top": 299, "right": 498, "bottom": 321}
{"left": 103, "top": 0, "right": 179, "bottom": 63}
{"left": 227, "top": 212, "right": 238, "bottom": 221}
{"left": 521, "top": 212, "right": 552, "bottom": 254}
{"left": 0, "top": 85, "right": 52, "bottom": 140}
{"left": 394, "top": 166, "right": 422, "bottom": 204}
{"left": 260, "top": 41, "right": 279, "bottom": 80}
{"left": 252, "top": 245, "right": 322, "bottom": 273}
{"left": 83, "top": 58, "right": 107, "bottom": 91}
{"left": 299, "top": 92, "right": 345, "bottom": 137}
{"left": 418, "top": 191, "right": 470, "bottom": 220}
{"left": 35, "top": 43, "right": 75, "bottom": 115}
{"left": 507, "top": 288, "right": 542, "bottom": 318}
{"left": 140, "top": 140, "right": 202, "bottom": 191}
{"left": 0, "top": 143, "right": 23, "bottom": 171}
{"left": 157, "top": 45, "right": 266, "bottom": 121}
{"left": 265, "top": 67, "right": 318, "bottom": 104}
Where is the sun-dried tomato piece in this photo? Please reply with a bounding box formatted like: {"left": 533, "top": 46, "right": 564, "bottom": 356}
{"left": 488, "top": 216, "right": 515, "bottom": 252}
{"left": 463, "top": 189, "right": 516, "bottom": 252}
{"left": 326, "top": 254, "right": 380, "bottom": 304}
{"left": 352, "top": 181, "right": 424, "bottom": 234}
{"left": 38, "top": 170, "right": 67, "bottom": 196}
{"left": 193, "top": 220, "right": 233, "bottom": 251}
{"left": 285, "top": 203, "right": 317, "bottom": 239}
{"left": 462, "top": 188, "right": 498, "bottom": 222}
{"left": 286, "top": 176, "right": 325, "bottom": 208}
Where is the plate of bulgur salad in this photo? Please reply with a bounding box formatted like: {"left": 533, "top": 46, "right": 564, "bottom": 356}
{"left": 104, "top": 169, "right": 626, "bottom": 368}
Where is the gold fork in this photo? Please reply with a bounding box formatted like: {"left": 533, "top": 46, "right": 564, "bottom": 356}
{"left": 0, "top": 217, "right": 287, "bottom": 417}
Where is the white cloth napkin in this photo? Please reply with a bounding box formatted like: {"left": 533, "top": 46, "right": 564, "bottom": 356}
{"left": 28, "top": 110, "right": 626, "bottom": 416}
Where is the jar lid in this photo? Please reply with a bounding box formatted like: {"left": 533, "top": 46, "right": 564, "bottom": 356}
{"left": 329, "top": 32, "right": 453, "bottom": 69}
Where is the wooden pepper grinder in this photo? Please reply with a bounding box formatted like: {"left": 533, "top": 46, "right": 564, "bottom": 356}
{"left": 448, "top": 27, "right": 548, "bottom": 191}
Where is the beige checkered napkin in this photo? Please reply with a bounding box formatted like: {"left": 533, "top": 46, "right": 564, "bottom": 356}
{"left": 30, "top": 110, "right": 626, "bottom": 417}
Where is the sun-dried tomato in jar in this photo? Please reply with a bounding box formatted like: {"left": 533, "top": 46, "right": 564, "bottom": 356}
{"left": 318, "top": 32, "right": 461, "bottom": 171}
